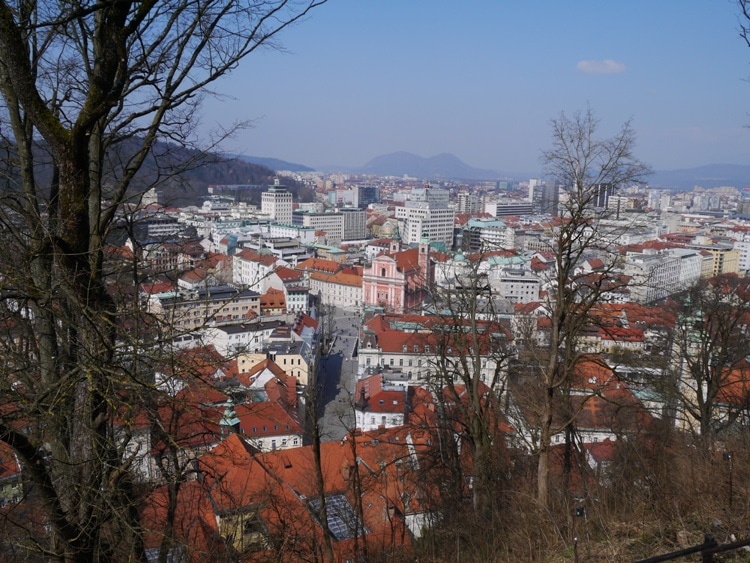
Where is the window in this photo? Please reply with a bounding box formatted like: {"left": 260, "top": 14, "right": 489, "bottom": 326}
{"left": 381, "top": 268, "right": 386, "bottom": 277}
{"left": 399, "top": 359, "right": 404, "bottom": 366}
{"left": 389, "top": 358, "right": 394, "bottom": 366}
{"left": 381, "top": 416, "right": 387, "bottom": 425}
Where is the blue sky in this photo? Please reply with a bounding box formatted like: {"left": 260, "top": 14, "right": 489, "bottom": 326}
{"left": 202, "top": 1, "right": 750, "bottom": 176}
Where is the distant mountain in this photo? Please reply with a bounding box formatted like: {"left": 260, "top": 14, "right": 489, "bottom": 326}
{"left": 650, "top": 164, "right": 750, "bottom": 190}
{"left": 358, "top": 151, "right": 502, "bottom": 180}
{"left": 232, "top": 155, "right": 314, "bottom": 173}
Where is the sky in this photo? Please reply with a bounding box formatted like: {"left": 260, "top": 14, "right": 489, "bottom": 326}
{"left": 201, "top": 1, "right": 750, "bottom": 176}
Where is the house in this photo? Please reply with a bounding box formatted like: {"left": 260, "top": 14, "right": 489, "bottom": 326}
{"left": 232, "top": 248, "right": 282, "bottom": 290}
{"left": 259, "top": 287, "right": 287, "bottom": 316}
{"left": 272, "top": 265, "right": 310, "bottom": 313}
{"left": 185, "top": 428, "right": 434, "bottom": 559}
{"left": 357, "top": 313, "right": 511, "bottom": 389}
{"left": 202, "top": 319, "right": 285, "bottom": 356}
{"left": 507, "top": 356, "right": 653, "bottom": 452}
{"left": 177, "top": 267, "right": 219, "bottom": 291}
{"left": 354, "top": 374, "right": 407, "bottom": 431}
{"left": 0, "top": 442, "right": 22, "bottom": 508}
{"left": 308, "top": 270, "right": 363, "bottom": 311}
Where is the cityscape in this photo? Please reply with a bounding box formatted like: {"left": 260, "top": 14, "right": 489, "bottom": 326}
{"left": 4, "top": 1, "right": 750, "bottom": 562}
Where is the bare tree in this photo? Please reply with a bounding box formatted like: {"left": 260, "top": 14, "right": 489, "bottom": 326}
{"left": 0, "top": 1, "right": 326, "bottom": 560}
{"left": 428, "top": 254, "right": 514, "bottom": 517}
{"left": 740, "top": 0, "right": 750, "bottom": 49}
{"left": 532, "top": 106, "right": 650, "bottom": 508}
{"left": 669, "top": 275, "right": 750, "bottom": 444}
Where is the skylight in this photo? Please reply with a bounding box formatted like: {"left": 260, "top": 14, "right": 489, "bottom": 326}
{"left": 308, "top": 494, "right": 367, "bottom": 541}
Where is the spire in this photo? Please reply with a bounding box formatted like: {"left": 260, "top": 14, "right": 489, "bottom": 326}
{"left": 220, "top": 398, "right": 241, "bottom": 436}
{"left": 392, "top": 222, "right": 401, "bottom": 242}
{"left": 390, "top": 222, "right": 402, "bottom": 253}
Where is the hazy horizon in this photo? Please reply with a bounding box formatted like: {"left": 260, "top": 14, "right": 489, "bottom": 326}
{"left": 201, "top": 1, "right": 750, "bottom": 175}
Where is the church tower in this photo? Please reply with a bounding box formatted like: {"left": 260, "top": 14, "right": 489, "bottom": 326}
{"left": 389, "top": 223, "right": 402, "bottom": 254}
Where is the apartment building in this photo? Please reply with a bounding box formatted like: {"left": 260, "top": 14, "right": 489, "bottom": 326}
{"left": 147, "top": 285, "right": 261, "bottom": 331}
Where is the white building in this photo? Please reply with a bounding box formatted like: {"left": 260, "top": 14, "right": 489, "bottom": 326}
{"left": 292, "top": 210, "right": 345, "bottom": 245}
{"left": 396, "top": 202, "right": 455, "bottom": 247}
{"left": 667, "top": 247, "right": 703, "bottom": 290}
{"left": 734, "top": 240, "right": 750, "bottom": 275}
{"left": 354, "top": 374, "right": 407, "bottom": 432}
{"left": 623, "top": 252, "right": 681, "bottom": 303}
{"left": 493, "top": 269, "right": 541, "bottom": 304}
{"left": 233, "top": 249, "right": 283, "bottom": 290}
{"left": 202, "top": 319, "right": 286, "bottom": 356}
{"left": 261, "top": 181, "right": 293, "bottom": 225}
{"left": 309, "top": 270, "right": 363, "bottom": 311}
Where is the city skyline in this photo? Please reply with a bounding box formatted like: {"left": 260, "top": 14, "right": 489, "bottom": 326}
{"left": 201, "top": 1, "right": 750, "bottom": 176}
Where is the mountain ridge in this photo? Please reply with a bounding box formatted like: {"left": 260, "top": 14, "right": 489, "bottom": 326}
{"left": 228, "top": 150, "right": 750, "bottom": 189}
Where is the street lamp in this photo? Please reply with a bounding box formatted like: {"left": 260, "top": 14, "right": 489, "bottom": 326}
{"left": 723, "top": 452, "right": 733, "bottom": 511}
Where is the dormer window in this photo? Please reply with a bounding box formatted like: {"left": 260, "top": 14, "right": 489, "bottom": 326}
{"left": 402, "top": 345, "right": 407, "bottom": 352}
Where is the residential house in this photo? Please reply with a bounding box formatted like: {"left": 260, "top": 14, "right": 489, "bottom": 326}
{"left": 354, "top": 374, "right": 407, "bottom": 431}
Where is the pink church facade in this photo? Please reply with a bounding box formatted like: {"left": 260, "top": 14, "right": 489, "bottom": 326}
{"left": 362, "top": 238, "right": 431, "bottom": 313}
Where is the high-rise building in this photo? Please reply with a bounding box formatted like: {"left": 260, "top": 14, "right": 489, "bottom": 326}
{"left": 392, "top": 185, "right": 455, "bottom": 247}
{"left": 341, "top": 208, "right": 367, "bottom": 240}
{"left": 531, "top": 183, "right": 559, "bottom": 216}
{"left": 591, "top": 183, "right": 616, "bottom": 209}
{"left": 261, "top": 180, "right": 293, "bottom": 224}
{"left": 456, "top": 191, "right": 481, "bottom": 214}
{"left": 353, "top": 184, "right": 381, "bottom": 209}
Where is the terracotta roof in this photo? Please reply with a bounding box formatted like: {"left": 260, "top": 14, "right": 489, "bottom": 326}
{"left": 355, "top": 375, "right": 406, "bottom": 414}
{"left": 196, "top": 252, "right": 230, "bottom": 269}
{"left": 274, "top": 265, "right": 303, "bottom": 282}
{"left": 179, "top": 267, "right": 209, "bottom": 283}
{"left": 260, "top": 287, "right": 286, "bottom": 310}
{"left": 717, "top": 360, "right": 750, "bottom": 406}
{"left": 234, "top": 248, "right": 278, "bottom": 267}
{"left": 296, "top": 257, "right": 341, "bottom": 274}
{"left": 235, "top": 401, "right": 302, "bottom": 438}
{"left": 139, "top": 280, "right": 175, "bottom": 295}
{"left": 309, "top": 270, "right": 363, "bottom": 288}
{"left": 586, "top": 438, "right": 617, "bottom": 463}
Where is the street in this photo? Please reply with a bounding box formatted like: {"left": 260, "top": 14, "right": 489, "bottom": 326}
{"left": 317, "top": 308, "right": 360, "bottom": 441}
